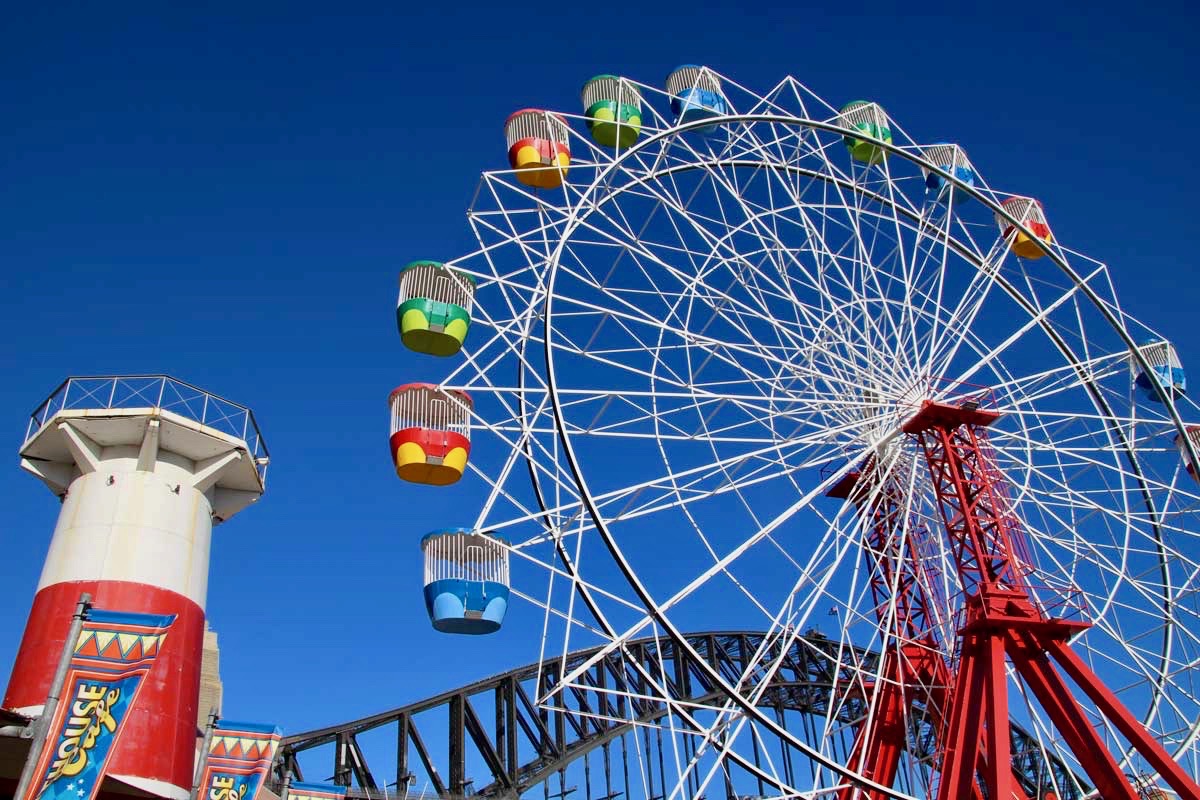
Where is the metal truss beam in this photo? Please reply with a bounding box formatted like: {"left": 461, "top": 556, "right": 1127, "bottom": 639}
{"left": 274, "top": 631, "right": 1081, "bottom": 800}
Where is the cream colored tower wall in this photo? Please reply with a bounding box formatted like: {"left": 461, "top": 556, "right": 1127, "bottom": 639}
{"left": 37, "top": 447, "right": 215, "bottom": 607}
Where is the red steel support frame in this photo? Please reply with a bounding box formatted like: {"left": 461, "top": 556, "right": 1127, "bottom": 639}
{"left": 902, "top": 399, "right": 1200, "bottom": 800}
{"left": 831, "top": 464, "right": 999, "bottom": 800}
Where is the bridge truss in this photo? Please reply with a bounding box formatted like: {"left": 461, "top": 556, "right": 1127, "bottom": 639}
{"left": 274, "top": 631, "right": 1082, "bottom": 800}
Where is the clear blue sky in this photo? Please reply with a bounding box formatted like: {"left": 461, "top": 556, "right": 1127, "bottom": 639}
{"left": 2, "top": 0, "right": 1198, "bottom": 740}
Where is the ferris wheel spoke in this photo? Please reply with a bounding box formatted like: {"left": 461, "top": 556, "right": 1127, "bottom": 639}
{"left": 991, "top": 426, "right": 1195, "bottom": 533}
{"left": 906, "top": 210, "right": 966, "bottom": 375}
{"left": 583, "top": 439, "right": 824, "bottom": 528}
{"left": 944, "top": 263, "right": 1111, "bottom": 393}
{"left": 473, "top": 177, "right": 576, "bottom": 260}
{"left": 821, "top": 203, "right": 925, "bottom": 383}
{"left": 555, "top": 522, "right": 869, "bottom": 757}
{"left": 570, "top": 186, "right": 829, "bottom": 370}
{"left": 542, "top": 295, "right": 837, "bottom": 408}
{"left": 615, "top": 468, "right": 870, "bottom": 670}
{"left": 552, "top": 458, "right": 869, "bottom": 684}
{"left": 921, "top": 266, "right": 1009, "bottom": 387}
{"left": 486, "top": 433, "right": 841, "bottom": 575}
{"left": 982, "top": 352, "right": 1135, "bottom": 410}
{"left": 842, "top": 180, "right": 922, "bottom": 370}
{"left": 546, "top": 221, "right": 790, "bottom": 361}
{"left": 638, "top": 150, "right": 846, "bottom": 323}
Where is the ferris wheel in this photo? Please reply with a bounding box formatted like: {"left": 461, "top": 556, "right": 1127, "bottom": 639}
{"left": 388, "top": 68, "right": 1200, "bottom": 800}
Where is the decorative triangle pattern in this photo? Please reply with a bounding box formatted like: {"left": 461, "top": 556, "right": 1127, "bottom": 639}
{"left": 76, "top": 635, "right": 100, "bottom": 658}
{"left": 100, "top": 637, "right": 123, "bottom": 659}
{"left": 117, "top": 633, "right": 140, "bottom": 656}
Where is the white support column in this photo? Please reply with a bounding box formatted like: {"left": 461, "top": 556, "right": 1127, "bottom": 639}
{"left": 20, "top": 458, "right": 73, "bottom": 495}
{"left": 192, "top": 450, "right": 242, "bottom": 493}
{"left": 137, "top": 416, "right": 161, "bottom": 472}
{"left": 57, "top": 421, "right": 102, "bottom": 474}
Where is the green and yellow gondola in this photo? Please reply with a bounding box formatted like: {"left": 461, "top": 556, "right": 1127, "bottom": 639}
{"left": 396, "top": 261, "right": 476, "bottom": 357}
{"left": 581, "top": 74, "right": 643, "bottom": 148}
{"left": 838, "top": 101, "right": 892, "bottom": 164}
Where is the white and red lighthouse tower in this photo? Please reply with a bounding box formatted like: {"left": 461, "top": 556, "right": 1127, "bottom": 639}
{"left": 5, "top": 376, "right": 268, "bottom": 800}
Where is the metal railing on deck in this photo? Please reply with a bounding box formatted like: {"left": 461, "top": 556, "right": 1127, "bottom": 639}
{"left": 24, "top": 375, "right": 269, "bottom": 481}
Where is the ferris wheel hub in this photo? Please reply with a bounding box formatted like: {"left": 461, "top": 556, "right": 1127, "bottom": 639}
{"left": 901, "top": 398, "right": 1002, "bottom": 435}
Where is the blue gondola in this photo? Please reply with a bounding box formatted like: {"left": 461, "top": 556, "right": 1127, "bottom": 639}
{"left": 1135, "top": 338, "right": 1186, "bottom": 402}
{"left": 422, "top": 528, "right": 510, "bottom": 634}
{"left": 666, "top": 65, "right": 727, "bottom": 132}
{"left": 922, "top": 143, "right": 975, "bottom": 205}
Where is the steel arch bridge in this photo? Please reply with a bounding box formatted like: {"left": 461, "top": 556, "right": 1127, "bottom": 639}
{"left": 274, "top": 631, "right": 1084, "bottom": 800}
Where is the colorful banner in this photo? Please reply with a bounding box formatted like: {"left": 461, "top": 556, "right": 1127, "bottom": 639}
{"left": 287, "top": 782, "right": 347, "bottom": 800}
{"left": 24, "top": 608, "right": 175, "bottom": 800}
{"left": 199, "top": 721, "right": 282, "bottom": 800}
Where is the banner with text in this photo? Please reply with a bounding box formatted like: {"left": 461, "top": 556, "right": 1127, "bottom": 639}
{"left": 199, "top": 721, "right": 282, "bottom": 800}
{"left": 23, "top": 608, "right": 176, "bottom": 800}
{"left": 287, "top": 782, "right": 347, "bottom": 800}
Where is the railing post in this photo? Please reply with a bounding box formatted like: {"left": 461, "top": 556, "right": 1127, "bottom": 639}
{"left": 13, "top": 593, "right": 92, "bottom": 800}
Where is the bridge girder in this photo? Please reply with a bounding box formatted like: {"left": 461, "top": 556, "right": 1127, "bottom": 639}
{"left": 276, "top": 631, "right": 1083, "bottom": 800}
